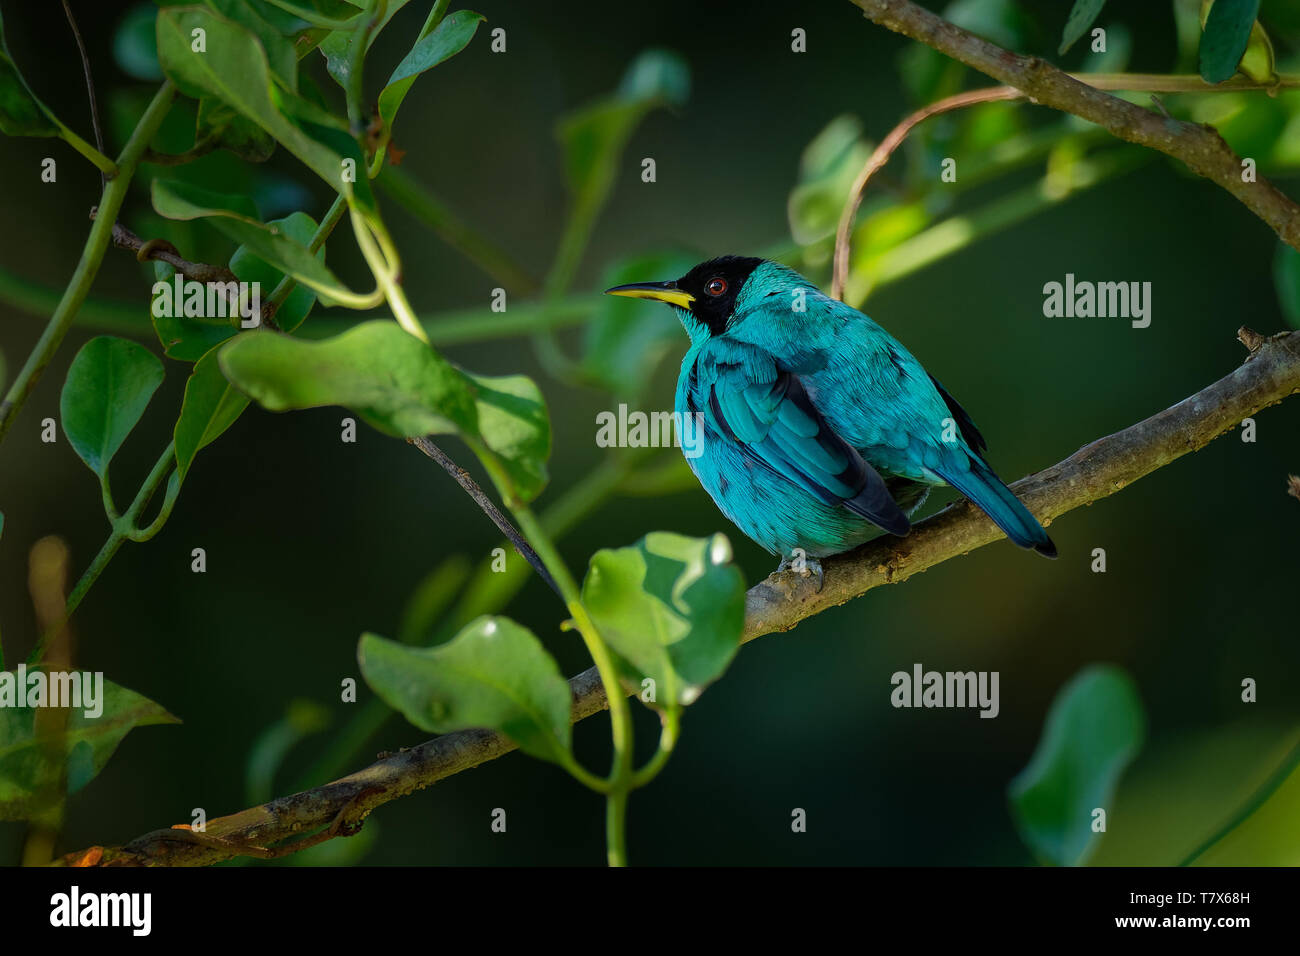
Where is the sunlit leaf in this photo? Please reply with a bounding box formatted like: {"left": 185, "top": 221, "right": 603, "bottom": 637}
{"left": 466, "top": 371, "right": 550, "bottom": 504}
{"left": 359, "top": 619, "right": 572, "bottom": 764}
{"left": 218, "top": 321, "right": 478, "bottom": 438}
{"left": 582, "top": 532, "right": 745, "bottom": 709}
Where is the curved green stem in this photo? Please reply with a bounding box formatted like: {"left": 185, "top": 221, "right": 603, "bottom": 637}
{"left": 352, "top": 206, "right": 429, "bottom": 342}
{"left": 29, "top": 441, "right": 177, "bottom": 664}
{"left": 631, "top": 708, "right": 680, "bottom": 788}
{"left": 58, "top": 125, "right": 116, "bottom": 176}
{"left": 0, "top": 80, "right": 175, "bottom": 449}
{"left": 510, "top": 503, "right": 637, "bottom": 866}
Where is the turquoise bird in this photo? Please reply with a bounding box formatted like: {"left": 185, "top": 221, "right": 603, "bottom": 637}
{"left": 605, "top": 256, "right": 1055, "bottom": 584}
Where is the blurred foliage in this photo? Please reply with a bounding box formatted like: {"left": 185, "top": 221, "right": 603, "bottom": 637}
{"left": 0, "top": 0, "right": 1297, "bottom": 865}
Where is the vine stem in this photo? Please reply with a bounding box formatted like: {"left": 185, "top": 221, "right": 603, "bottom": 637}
{"left": 0, "top": 80, "right": 175, "bottom": 448}
{"left": 29, "top": 442, "right": 177, "bottom": 665}
{"left": 509, "top": 502, "right": 636, "bottom": 867}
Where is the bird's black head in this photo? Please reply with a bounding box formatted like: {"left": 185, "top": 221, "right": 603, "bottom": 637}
{"left": 604, "top": 255, "right": 765, "bottom": 336}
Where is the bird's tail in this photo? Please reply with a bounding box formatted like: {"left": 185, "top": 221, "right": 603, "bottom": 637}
{"left": 938, "top": 456, "right": 1057, "bottom": 558}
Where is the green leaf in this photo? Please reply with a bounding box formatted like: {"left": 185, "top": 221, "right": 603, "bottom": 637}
{"left": 1199, "top": 0, "right": 1263, "bottom": 84}
{"left": 581, "top": 251, "right": 697, "bottom": 398}
{"left": 152, "top": 179, "right": 347, "bottom": 306}
{"left": 558, "top": 49, "right": 689, "bottom": 206}
{"left": 358, "top": 619, "right": 572, "bottom": 764}
{"left": 0, "top": 8, "right": 62, "bottom": 136}
{"left": 114, "top": 4, "right": 165, "bottom": 82}
{"left": 1058, "top": 0, "right": 1107, "bottom": 55}
{"left": 218, "top": 321, "right": 478, "bottom": 438}
{"left": 378, "top": 11, "right": 483, "bottom": 130}
{"left": 1274, "top": 242, "right": 1300, "bottom": 328}
{"left": 1008, "top": 664, "right": 1145, "bottom": 866}
{"left": 174, "top": 347, "right": 250, "bottom": 484}
{"left": 206, "top": 0, "right": 299, "bottom": 91}
{"left": 229, "top": 210, "right": 323, "bottom": 333}
{"left": 582, "top": 532, "right": 745, "bottom": 708}
{"left": 0, "top": 673, "right": 179, "bottom": 821}
{"left": 318, "top": 0, "right": 412, "bottom": 88}
{"left": 466, "top": 371, "right": 550, "bottom": 504}
{"left": 155, "top": 6, "right": 372, "bottom": 207}
{"left": 60, "top": 337, "right": 165, "bottom": 479}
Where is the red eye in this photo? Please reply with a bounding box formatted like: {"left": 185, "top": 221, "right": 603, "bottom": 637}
{"left": 705, "top": 277, "right": 727, "bottom": 296}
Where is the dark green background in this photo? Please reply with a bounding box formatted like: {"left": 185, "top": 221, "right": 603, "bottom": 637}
{"left": 1, "top": 0, "right": 1297, "bottom": 865}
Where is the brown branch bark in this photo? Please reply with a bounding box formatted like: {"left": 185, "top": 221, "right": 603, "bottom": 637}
{"left": 847, "top": 0, "right": 1300, "bottom": 252}
{"left": 59, "top": 328, "right": 1300, "bottom": 867}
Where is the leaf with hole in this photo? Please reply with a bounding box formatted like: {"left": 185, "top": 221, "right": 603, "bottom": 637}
{"left": 358, "top": 619, "right": 572, "bottom": 764}
{"left": 60, "top": 337, "right": 165, "bottom": 480}
{"left": 1008, "top": 664, "right": 1145, "bottom": 866}
{"left": 582, "top": 532, "right": 745, "bottom": 709}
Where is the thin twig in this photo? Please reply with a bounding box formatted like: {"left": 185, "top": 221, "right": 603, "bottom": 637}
{"left": 61, "top": 0, "right": 106, "bottom": 185}
{"left": 408, "top": 437, "right": 563, "bottom": 601}
{"left": 848, "top": 0, "right": 1300, "bottom": 251}
{"left": 832, "top": 85, "right": 1022, "bottom": 300}
{"left": 831, "top": 68, "right": 1300, "bottom": 300}
{"left": 91, "top": 211, "right": 282, "bottom": 331}
{"left": 60, "top": 330, "right": 1300, "bottom": 867}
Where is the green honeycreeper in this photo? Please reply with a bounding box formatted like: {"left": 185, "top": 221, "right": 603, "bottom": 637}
{"left": 606, "top": 256, "right": 1056, "bottom": 584}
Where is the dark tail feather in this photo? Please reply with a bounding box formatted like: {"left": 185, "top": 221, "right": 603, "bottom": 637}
{"left": 939, "top": 457, "right": 1057, "bottom": 559}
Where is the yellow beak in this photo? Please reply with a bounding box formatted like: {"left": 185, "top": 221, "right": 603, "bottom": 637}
{"left": 603, "top": 281, "right": 695, "bottom": 310}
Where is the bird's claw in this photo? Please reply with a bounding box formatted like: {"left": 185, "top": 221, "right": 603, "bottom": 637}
{"left": 776, "top": 554, "right": 824, "bottom": 593}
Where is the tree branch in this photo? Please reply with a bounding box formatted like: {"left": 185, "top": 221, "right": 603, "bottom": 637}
{"left": 847, "top": 0, "right": 1300, "bottom": 252}
{"left": 59, "top": 329, "right": 1300, "bottom": 867}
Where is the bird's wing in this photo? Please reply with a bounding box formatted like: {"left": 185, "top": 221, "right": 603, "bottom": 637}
{"left": 695, "top": 343, "right": 910, "bottom": 536}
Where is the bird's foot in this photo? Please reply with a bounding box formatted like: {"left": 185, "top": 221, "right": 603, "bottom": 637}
{"left": 776, "top": 553, "right": 824, "bottom": 593}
